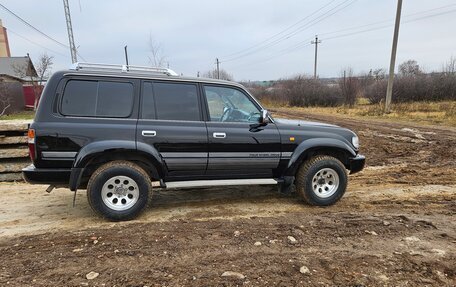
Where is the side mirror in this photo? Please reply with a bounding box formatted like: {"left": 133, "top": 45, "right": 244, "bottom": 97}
{"left": 261, "top": 109, "right": 271, "bottom": 124}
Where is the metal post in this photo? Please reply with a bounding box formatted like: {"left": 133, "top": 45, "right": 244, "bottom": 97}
{"left": 216, "top": 58, "right": 220, "bottom": 79}
{"left": 63, "top": 0, "right": 77, "bottom": 63}
{"left": 385, "top": 0, "right": 403, "bottom": 113}
{"left": 124, "top": 45, "right": 129, "bottom": 70}
{"left": 311, "top": 35, "right": 321, "bottom": 79}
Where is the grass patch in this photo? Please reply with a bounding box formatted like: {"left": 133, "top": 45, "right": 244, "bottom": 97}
{"left": 0, "top": 110, "right": 35, "bottom": 121}
{"left": 272, "top": 100, "right": 456, "bottom": 127}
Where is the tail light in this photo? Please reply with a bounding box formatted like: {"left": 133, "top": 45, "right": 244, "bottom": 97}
{"left": 27, "top": 128, "right": 36, "bottom": 162}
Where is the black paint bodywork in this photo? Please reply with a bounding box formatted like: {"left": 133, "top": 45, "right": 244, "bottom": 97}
{"left": 22, "top": 70, "right": 365, "bottom": 190}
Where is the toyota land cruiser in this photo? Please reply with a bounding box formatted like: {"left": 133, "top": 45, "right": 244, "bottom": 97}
{"left": 23, "top": 63, "right": 365, "bottom": 220}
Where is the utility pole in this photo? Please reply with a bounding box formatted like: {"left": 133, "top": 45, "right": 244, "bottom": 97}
{"left": 311, "top": 35, "right": 321, "bottom": 79}
{"left": 63, "top": 0, "right": 78, "bottom": 63}
{"left": 124, "top": 45, "right": 129, "bottom": 70}
{"left": 216, "top": 58, "right": 220, "bottom": 79}
{"left": 385, "top": 0, "right": 403, "bottom": 113}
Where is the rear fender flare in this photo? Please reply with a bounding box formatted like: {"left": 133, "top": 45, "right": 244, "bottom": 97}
{"left": 69, "top": 140, "right": 164, "bottom": 191}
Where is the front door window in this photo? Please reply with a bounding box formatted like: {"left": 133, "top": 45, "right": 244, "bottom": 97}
{"left": 204, "top": 86, "right": 261, "bottom": 123}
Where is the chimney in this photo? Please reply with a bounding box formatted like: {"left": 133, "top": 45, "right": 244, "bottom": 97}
{"left": 0, "top": 19, "right": 11, "bottom": 57}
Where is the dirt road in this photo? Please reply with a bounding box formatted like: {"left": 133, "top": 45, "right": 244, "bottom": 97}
{"left": 1, "top": 108, "right": 455, "bottom": 286}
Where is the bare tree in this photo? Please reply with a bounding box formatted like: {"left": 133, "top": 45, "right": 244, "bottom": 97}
{"left": 202, "top": 69, "right": 233, "bottom": 81}
{"left": 372, "top": 68, "right": 387, "bottom": 81}
{"left": 34, "top": 54, "right": 53, "bottom": 109}
{"left": 148, "top": 35, "right": 166, "bottom": 67}
{"left": 0, "top": 83, "right": 11, "bottom": 116}
{"left": 35, "top": 54, "right": 54, "bottom": 84}
{"left": 442, "top": 56, "right": 456, "bottom": 75}
{"left": 399, "top": 60, "right": 422, "bottom": 77}
{"left": 339, "top": 67, "right": 359, "bottom": 108}
{"left": 13, "top": 53, "right": 54, "bottom": 110}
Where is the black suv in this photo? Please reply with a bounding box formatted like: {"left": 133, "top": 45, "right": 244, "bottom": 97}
{"left": 23, "top": 63, "right": 365, "bottom": 220}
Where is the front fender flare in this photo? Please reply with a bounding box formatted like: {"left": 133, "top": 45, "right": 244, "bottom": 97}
{"left": 284, "top": 138, "right": 356, "bottom": 176}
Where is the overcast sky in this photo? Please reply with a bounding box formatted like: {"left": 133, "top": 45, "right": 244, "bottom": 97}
{"left": 1, "top": 0, "right": 455, "bottom": 81}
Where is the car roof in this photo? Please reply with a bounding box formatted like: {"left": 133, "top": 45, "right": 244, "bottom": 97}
{"left": 57, "top": 69, "right": 245, "bottom": 88}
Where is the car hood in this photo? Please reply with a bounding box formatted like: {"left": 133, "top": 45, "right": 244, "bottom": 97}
{"left": 274, "top": 118, "right": 339, "bottom": 128}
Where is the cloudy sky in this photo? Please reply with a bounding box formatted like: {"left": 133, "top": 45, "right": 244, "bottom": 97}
{"left": 1, "top": 0, "right": 455, "bottom": 81}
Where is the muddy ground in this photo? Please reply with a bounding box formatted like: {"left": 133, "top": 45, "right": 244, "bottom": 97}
{"left": 0, "top": 109, "right": 455, "bottom": 286}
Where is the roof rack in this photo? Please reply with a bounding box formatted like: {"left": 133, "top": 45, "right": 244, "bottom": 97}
{"left": 69, "top": 62, "right": 179, "bottom": 76}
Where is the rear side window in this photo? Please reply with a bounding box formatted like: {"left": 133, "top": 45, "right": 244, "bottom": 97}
{"left": 61, "top": 80, "right": 134, "bottom": 117}
{"left": 151, "top": 82, "right": 200, "bottom": 121}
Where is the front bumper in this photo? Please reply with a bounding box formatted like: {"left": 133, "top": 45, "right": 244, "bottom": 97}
{"left": 22, "top": 164, "right": 71, "bottom": 185}
{"left": 349, "top": 154, "right": 365, "bottom": 174}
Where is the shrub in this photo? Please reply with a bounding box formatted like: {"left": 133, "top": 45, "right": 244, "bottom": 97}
{"left": 364, "top": 79, "right": 387, "bottom": 104}
{"left": 364, "top": 73, "right": 456, "bottom": 104}
{"left": 284, "top": 76, "right": 343, "bottom": 107}
{"left": 245, "top": 76, "right": 343, "bottom": 107}
{"left": 339, "top": 68, "right": 359, "bottom": 107}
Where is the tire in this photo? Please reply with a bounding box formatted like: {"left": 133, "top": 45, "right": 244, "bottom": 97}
{"left": 295, "top": 155, "right": 348, "bottom": 206}
{"left": 86, "top": 161, "right": 153, "bottom": 221}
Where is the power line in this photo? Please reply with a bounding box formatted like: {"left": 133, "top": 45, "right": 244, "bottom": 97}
{"left": 0, "top": 3, "right": 88, "bottom": 62}
{"left": 6, "top": 27, "right": 68, "bottom": 57}
{"left": 222, "top": 0, "right": 357, "bottom": 63}
{"left": 272, "top": 4, "right": 456, "bottom": 51}
{"left": 324, "top": 8, "right": 456, "bottom": 41}
{"left": 225, "top": 43, "right": 313, "bottom": 71}
{"left": 229, "top": 4, "right": 456, "bottom": 71}
{"left": 228, "top": 6, "right": 456, "bottom": 73}
{"left": 222, "top": 0, "right": 356, "bottom": 63}
{"left": 0, "top": 3, "right": 69, "bottom": 49}
{"left": 222, "top": 0, "right": 338, "bottom": 59}
{"left": 320, "top": 3, "right": 456, "bottom": 38}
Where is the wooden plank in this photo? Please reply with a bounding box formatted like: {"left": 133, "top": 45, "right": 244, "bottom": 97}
{"left": 0, "top": 159, "right": 30, "bottom": 173}
{"left": 0, "top": 136, "right": 27, "bottom": 145}
{"left": 0, "top": 172, "right": 23, "bottom": 182}
{"left": 0, "top": 120, "right": 31, "bottom": 132}
{"left": 0, "top": 147, "right": 29, "bottom": 159}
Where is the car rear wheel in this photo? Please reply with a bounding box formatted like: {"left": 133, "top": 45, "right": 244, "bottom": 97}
{"left": 295, "top": 155, "right": 347, "bottom": 206}
{"left": 87, "top": 161, "right": 152, "bottom": 221}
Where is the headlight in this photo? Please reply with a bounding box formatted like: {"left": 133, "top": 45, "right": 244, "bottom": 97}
{"left": 352, "top": 136, "right": 359, "bottom": 149}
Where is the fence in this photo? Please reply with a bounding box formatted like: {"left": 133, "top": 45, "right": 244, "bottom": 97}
{"left": 0, "top": 120, "right": 31, "bottom": 181}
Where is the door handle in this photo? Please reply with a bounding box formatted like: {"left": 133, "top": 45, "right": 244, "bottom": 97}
{"left": 213, "top": 132, "right": 226, "bottom": 139}
{"left": 142, "top": 130, "right": 157, "bottom": 137}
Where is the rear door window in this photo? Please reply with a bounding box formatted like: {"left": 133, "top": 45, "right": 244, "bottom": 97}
{"left": 151, "top": 82, "right": 200, "bottom": 121}
{"left": 61, "top": 79, "right": 134, "bottom": 117}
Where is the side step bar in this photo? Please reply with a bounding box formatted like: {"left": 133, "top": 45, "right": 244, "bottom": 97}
{"left": 165, "top": 178, "right": 279, "bottom": 189}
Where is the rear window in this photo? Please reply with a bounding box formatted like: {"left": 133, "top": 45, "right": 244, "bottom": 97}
{"left": 61, "top": 80, "right": 134, "bottom": 117}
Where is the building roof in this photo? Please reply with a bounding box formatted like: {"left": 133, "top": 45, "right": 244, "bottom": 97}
{"left": 0, "top": 56, "right": 37, "bottom": 81}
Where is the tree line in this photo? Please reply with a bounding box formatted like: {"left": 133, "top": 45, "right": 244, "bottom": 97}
{"left": 242, "top": 57, "right": 456, "bottom": 108}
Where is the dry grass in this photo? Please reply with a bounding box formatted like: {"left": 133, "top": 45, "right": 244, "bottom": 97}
{"left": 267, "top": 100, "right": 456, "bottom": 127}
{"left": 0, "top": 110, "right": 35, "bottom": 121}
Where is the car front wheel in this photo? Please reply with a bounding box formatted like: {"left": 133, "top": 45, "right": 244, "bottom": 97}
{"left": 87, "top": 161, "right": 152, "bottom": 221}
{"left": 295, "top": 155, "right": 348, "bottom": 206}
